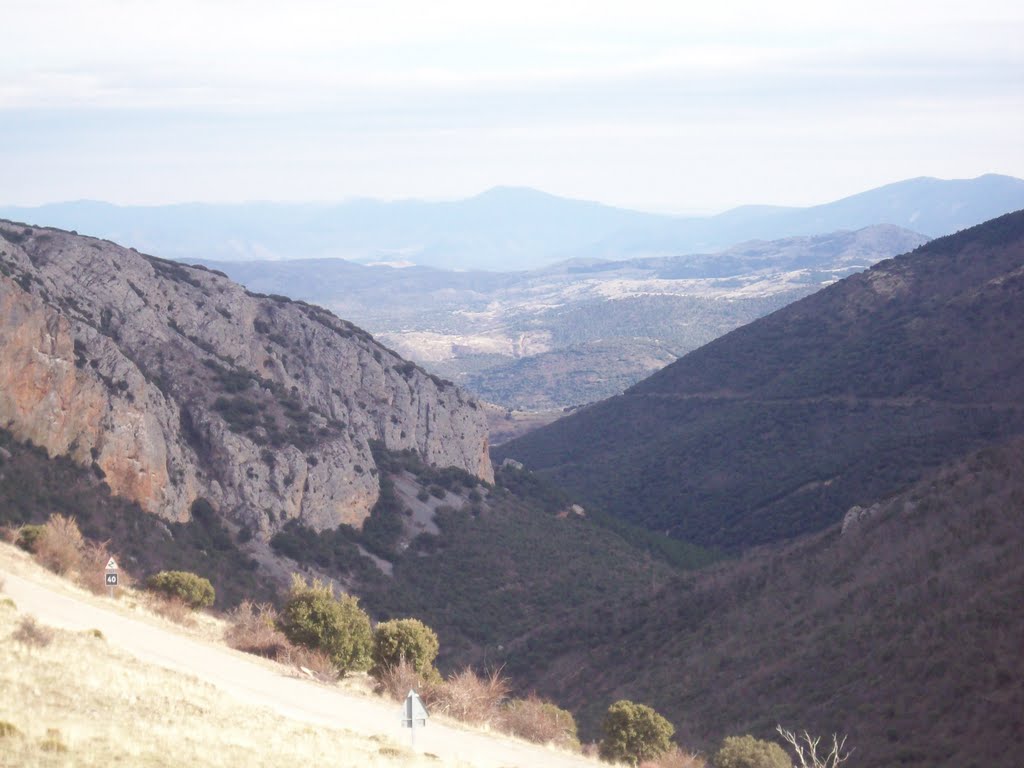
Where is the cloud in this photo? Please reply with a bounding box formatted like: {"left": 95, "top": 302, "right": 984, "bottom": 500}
{"left": 1, "top": 0, "right": 1021, "bottom": 208}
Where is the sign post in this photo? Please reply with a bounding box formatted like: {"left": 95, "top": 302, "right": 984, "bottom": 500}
{"left": 400, "top": 689, "right": 428, "bottom": 749}
{"left": 104, "top": 557, "right": 119, "bottom": 598}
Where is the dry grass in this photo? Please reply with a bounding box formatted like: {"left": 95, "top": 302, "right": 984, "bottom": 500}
{"left": 0, "top": 603, "right": 459, "bottom": 768}
{"left": 277, "top": 643, "right": 339, "bottom": 682}
{"left": 0, "top": 720, "right": 20, "bottom": 738}
{"left": 143, "top": 594, "right": 198, "bottom": 627}
{"left": 225, "top": 600, "right": 288, "bottom": 657}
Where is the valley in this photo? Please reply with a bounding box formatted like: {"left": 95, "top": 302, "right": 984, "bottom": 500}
{"left": 204, "top": 224, "right": 928, "bottom": 409}
{"left": 497, "top": 211, "right": 1024, "bottom": 548}
{"left": 1, "top": 199, "right": 1022, "bottom": 768}
{"left": 5, "top": 2, "right": 1024, "bottom": 765}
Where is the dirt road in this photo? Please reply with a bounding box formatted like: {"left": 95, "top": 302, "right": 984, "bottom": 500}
{"left": 0, "top": 559, "right": 598, "bottom": 768}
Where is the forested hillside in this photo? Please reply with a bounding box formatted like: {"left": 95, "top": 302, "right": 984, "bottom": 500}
{"left": 497, "top": 210, "right": 1024, "bottom": 548}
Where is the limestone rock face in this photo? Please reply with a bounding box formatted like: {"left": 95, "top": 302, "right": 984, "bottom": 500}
{"left": 0, "top": 221, "right": 492, "bottom": 534}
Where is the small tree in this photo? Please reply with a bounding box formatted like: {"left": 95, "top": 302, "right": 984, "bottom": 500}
{"left": 599, "top": 699, "right": 675, "bottom": 766}
{"left": 371, "top": 618, "right": 439, "bottom": 678}
{"left": 713, "top": 735, "right": 790, "bottom": 768}
{"left": 146, "top": 571, "right": 216, "bottom": 609}
{"left": 278, "top": 574, "right": 372, "bottom": 675}
{"left": 776, "top": 726, "right": 852, "bottom": 768}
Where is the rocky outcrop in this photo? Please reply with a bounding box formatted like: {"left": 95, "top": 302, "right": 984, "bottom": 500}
{"left": 0, "top": 220, "right": 492, "bottom": 535}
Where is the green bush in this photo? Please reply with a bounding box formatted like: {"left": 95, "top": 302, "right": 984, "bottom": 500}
{"left": 599, "top": 699, "right": 675, "bottom": 766}
{"left": 278, "top": 574, "right": 372, "bottom": 675}
{"left": 146, "top": 570, "right": 216, "bottom": 609}
{"left": 371, "top": 618, "right": 439, "bottom": 678}
{"left": 15, "top": 524, "right": 45, "bottom": 553}
{"left": 713, "top": 735, "right": 791, "bottom": 768}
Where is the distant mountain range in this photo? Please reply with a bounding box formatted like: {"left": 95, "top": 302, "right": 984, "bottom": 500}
{"left": 496, "top": 209, "right": 1024, "bottom": 548}
{"left": 2, "top": 174, "right": 1022, "bottom": 271}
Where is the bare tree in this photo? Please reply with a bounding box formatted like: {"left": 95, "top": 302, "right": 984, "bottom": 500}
{"left": 775, "top": 726, "right": 852, "bottom": 768}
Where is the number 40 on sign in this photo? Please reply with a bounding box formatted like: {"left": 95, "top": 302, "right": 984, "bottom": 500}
{"left": 104, "top": 557, "right": 119, "bottom": 594}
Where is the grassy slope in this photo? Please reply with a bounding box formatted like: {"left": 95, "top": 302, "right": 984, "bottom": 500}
{"left": 496, "top": 210, "right": 1024, "bottom": 549}
{"left": 0, "top": 546, "right": 561, "bottom": 768}
{"left": 511, "top": 437, "right": 1024, "bottom": 767}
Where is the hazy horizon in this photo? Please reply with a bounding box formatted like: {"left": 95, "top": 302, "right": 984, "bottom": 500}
{"left": 4, "top": 174, "right": 1022, "bottom": 222}
{"left": 3, "top": 2, "right": 1022, "bottom": 212}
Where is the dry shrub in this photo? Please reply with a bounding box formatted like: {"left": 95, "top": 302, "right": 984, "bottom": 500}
{"left": 226, "top": 601, "right": 290, "bottom": 658}
{"left": 12, "top": 616, "right": 55, "bottom": 648}
{"left": 0, "top": 720, "right": 20, "bottom": 738}
{"left": 278, "top": 643, "right": 338, "bottom": 681}
{"left": 373, "top": 658, "right": 443, "bottom": 702}
{"left": 640, "top": 746, "right": 708, "bottom": 768}
{"left": 432, "top": 667, "right": 509, "bottom": 725}
{"left": 39, "top": 728, "right": 68, "bottom": 753}
{"left": 0, "top": 525, "right": 18, "bottom": 544}
{"left": 225, "top": 601, "right": 337, "bottom": 681}
{"left": 79, "top": 539, "right": 129, "bottom": 594}
{"left": 145, "top": 594, "right": 197, "bottom": 626}
{"left": 34, "top": 514, "right": 83, "bottom": 575}
{"left": 499, "top": 694, "right": 580, "bottom": 750}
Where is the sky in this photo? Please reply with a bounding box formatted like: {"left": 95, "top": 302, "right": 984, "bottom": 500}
{"left": 2, "top": 0, "right": 1022, "bottom": 213}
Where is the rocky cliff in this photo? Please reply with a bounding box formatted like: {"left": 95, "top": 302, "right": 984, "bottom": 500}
{"left": 0, "top": 220, "right": 492, "bottom": 535}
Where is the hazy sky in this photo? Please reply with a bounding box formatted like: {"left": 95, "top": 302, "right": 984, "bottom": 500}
{"left": 2, "top": 1, "right": 1022, "bottom": 212}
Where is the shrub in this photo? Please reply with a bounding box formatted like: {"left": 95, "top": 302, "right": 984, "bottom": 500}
{"left": 371, "top": 618, "right": 440, "bottom": 678}
{"left": 713, "top": 735, "right": 790, "bottom": 768}
{"left": 226, "top": 601, "right": 290, "bottom": 658}
{"left": 374, "top": 658, "right": 442, "bottom": 702}
{"left": 146, "top": 570, "right": 216, "bottom": 609}
{"left": 500, "top": 695, "right": 580, "bottom": 750}
{"left": 35, "top": 515, "right": 84, "bottom": 575}
{"left": 15, "top": 524, "right": 45, "bottom": 552}
{"left": 432, "top": 667, "right": 509, "bottom": 725}
{"left": 13, "top": 616, "right": 55, "bottom": 648}
{"left": 599, "top": 700, "right": 675, "bottom": 766}
{"left": 277, "top": 574, "right": 372, "bottom": 675}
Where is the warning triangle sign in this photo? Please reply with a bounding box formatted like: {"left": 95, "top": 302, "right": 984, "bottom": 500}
{"left": 105, "top": 557, "right": 119, "bottom": 570}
